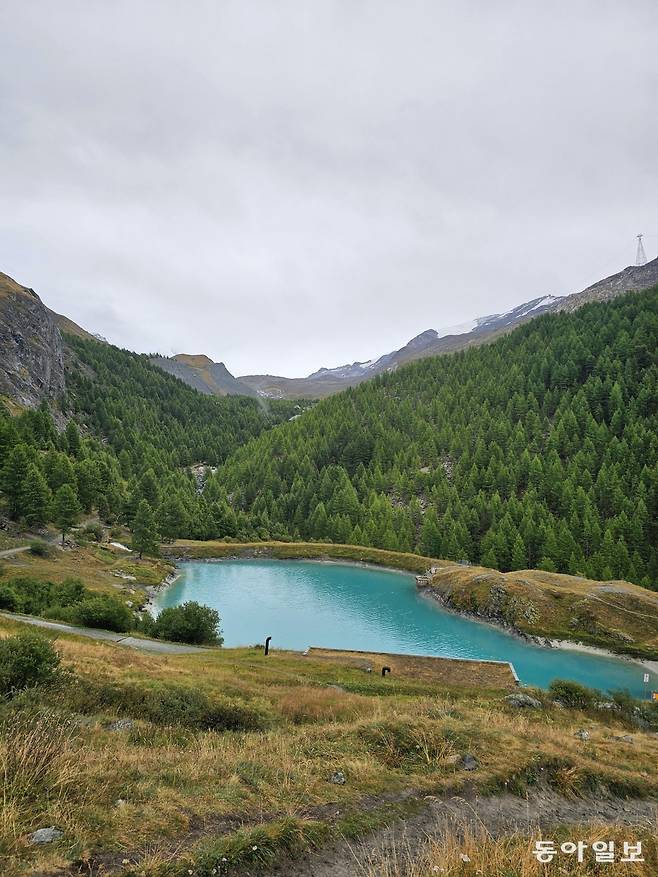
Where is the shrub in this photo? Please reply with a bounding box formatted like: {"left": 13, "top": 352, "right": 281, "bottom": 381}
{"left": 28, "top": 540, "right": 54, "bottom": 557}
{"left": 610, "top": 689, "right": 658, "bottom": 729}
{"left": 71, "top": 595, "right": 134, "bottom": 632}
{"left": 59, "top": 679, "right": 270, "bottom": 731}
{"left": 0, "top": 584, "right": 19, "bottom": 612}
{"left": 153, "top": 601, "right": 223, "bottom": 645}
{"left": 3, "top": 576, "right": 87, "bottom": 617}
{"left": 56, "top": 577, "right": 87, "bottom": 606}
{"left": 548, "top": 679, "right": 598, "bottom": 709}
{"left": 81, "top": 523, "right": 104, "bottom": 542}
{"left": 0, "top": 632, "right": 61, "bottom": 696}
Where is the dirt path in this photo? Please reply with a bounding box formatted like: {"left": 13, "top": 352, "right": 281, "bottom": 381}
{"left": 0, "top": 612, "right": 206, "bottom": 654}
{"left": 0, "top": 545, "right": 29, "bottom": 558}
{"left": 268, "top": 790, "right": 658, "bottom": 877}
{"left": 45, "top": 786, "right": 658, "bottom": 877}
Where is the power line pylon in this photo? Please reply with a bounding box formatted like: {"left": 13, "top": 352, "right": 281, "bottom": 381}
{"left": 636, "top": 234, "right": 647, "bottom": 266}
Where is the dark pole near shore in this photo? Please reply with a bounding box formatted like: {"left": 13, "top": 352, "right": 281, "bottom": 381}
{"left": 265, "top": 636, "right": 272, "bottom": 655}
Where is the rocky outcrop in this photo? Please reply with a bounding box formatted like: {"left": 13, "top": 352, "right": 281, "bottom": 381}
{"left": 552, "top": 256, "right": 658, "bottom": 314}
{"left": 0, "top": 271, "right": 65, "bottom": 408}
{"left": 150, "top": 353, "right": 258, "bottom": 397}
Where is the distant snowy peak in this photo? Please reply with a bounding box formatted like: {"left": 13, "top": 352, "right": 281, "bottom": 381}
{"left": 307, "top": 360, "right": 374, "bottom": 380}
{"left": 434, "top": 318, "right": 478, "bottom": 337}
{"left": 301, "top": 297, "right": 563, "bottom": 384}
{"left": 239, "top": 259, "right": 658, "bottom": 400}
{"left": 474, "top": 295, "right": 563, "bottom": 332}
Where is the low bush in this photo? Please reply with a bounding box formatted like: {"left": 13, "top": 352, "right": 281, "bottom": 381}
{"left": 3, "top": 576, "right": 86, "bottom": 616}
{"left": 548, "top": 679, "right": 598, "bottom": 709}
{"left": 610, "top": 689, "right": 658, "bottom": 730}
{"left": 69, "top": 595, "right": 134, "bottom": 632}
{"left": 152, "top": 601, "right": 223, "bottom": 645}
{"left": 0, "top": 583, "right": 19, "bottom": 611}
{"left": 4, "top": 576, "right": 134, "bottom": 632}
{"left": 28, "top": 540, "right": 54, "bottom": 557}
{"left": 81, "top": 523, "right": 104, "bottom": 542}
{"left": 0, "top": 632, "right": 61, "bottom": 697}
{"left": 60, "top": 678, "right": 270, "bottom": 731}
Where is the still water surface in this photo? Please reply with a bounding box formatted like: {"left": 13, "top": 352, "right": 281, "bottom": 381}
{"left": 153, "top": 559, "right": 656, "bottom": 697}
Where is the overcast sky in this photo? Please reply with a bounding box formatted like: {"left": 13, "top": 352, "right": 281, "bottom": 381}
{"left": 1, "top": 2, "right": 656, "bottom": 377}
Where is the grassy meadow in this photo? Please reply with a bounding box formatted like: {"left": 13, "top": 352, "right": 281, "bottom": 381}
{"left": 1, "top": 614, "right": 658, "bottom": 876}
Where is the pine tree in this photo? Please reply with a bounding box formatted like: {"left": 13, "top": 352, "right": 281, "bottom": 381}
{"left": 132, "top": 499, "right": 160, "bottom": 559}
{"left": 21, "top": 465, "right": 51, "bottom": 528}
{"left": 419, "top": 509, "right": 441, "bottom": 557}
{"left": 65, "top": 419, "right": 81, "bottom": 457}
{"left": 511, "top": 534, "right": 527, "bottom": 570}
{"left": 1, "top": 444, "right": 30, "bottom": 518}
{"left": 53, "top": 484, "right": 82, "bottom": 544}
{"left": 158, "top": 493, "right": 188, "bottom": 541}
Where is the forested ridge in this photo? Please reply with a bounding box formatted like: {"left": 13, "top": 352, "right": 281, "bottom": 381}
{"left": 2, "top": 289, "right": 657, "bottom": 590}
{"left": 210, "top": 287, "right": 658, "bottom": 589}
{"left": 0, "top": 338, "right": 296, "bottom": 540}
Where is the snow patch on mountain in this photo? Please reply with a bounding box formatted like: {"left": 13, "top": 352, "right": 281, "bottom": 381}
{"left": 296, "top": 295, "right": 566, "bottom": 385}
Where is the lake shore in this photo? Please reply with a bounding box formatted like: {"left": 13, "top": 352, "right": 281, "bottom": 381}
{"left": 419, "top": 585, "right": 658, "bottom": 676}
{"left": 546, "top": 638, "right": 658, "bottom": 676}
{"left": 154, "top": 546, "right": 657, "bottom": 695}
{"left": 160, "top": 541, "right": 658, "bottom": 671}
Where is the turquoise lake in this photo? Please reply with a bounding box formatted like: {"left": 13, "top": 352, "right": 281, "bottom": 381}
{"left": 154, "top": 559, "right": 657, "bottom": 697}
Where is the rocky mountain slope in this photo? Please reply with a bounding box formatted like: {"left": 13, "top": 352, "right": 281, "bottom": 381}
{"left": 149, "top": 353, "right": 257, "bottom": 397}
{"left": 551, "top": 257, "right": 658, "bottom": 314}
{"left": 0, "top": 271, "right": 65, "bottom": 408}
{"left": 48, "top": 308, "right": 97, "bottom": 341}
{"left": 239, "top": 258, "right": 658, "bottom": 398}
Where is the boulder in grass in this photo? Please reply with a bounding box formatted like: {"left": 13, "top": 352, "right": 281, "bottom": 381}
{"left": 459, "top": 754, "right": 479, "bottom": 771}
{"left": 28, "top": 827, "right": 63, "bottom": 845}
{"left": 107, "top": 719, "right": 134, "bottom": 732}
{"left": 505, "top": 692, "right": 542, "bottom": 709}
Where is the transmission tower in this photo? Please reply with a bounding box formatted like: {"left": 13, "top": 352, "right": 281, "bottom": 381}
{"left": 636, "top": 234, "right": 647, "bottom": 266}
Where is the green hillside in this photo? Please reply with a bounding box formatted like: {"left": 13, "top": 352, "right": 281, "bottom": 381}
{"left": 0, "top": 337, "right": 294, "bottom": 539}
{"left": 210, "top": 288, "right": 658, "bottom": 588}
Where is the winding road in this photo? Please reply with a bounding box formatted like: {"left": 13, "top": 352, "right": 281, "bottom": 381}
{"left": 0, "top": 611, "right": 206, "bottom": 654}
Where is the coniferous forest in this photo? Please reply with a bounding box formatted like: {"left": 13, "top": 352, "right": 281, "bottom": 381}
{"left": 0, "top": 340, "right": 296, "bottom": 541}
{"left": 1, "top": 287, "right": 657, "bottom": 589}
{"left": 211, "top": 287, "right": 658, "bottom": 588}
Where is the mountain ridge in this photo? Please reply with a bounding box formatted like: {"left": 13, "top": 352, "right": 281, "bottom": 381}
{"left": 3, "top": 256, "right": 657, "bottom": 405}
{"left": 238, "top": 261, "right": 658, "bottom": 398}
{"left": 149, "top": 353, "right": 258, "bottom": 397}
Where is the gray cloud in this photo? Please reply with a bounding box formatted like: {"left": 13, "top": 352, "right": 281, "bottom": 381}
{"left": 1, "top": 0, "right": 656, "bottom": 376}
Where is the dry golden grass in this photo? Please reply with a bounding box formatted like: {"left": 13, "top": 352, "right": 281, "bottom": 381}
{"left": 365, "top": 820, "right": 658, "bottom": 876}
{"left": 1, "top": 621, "right": 657, "bottom": 876}
{"left": 0, "top": 542, "right": 172, "bottom": 595}
{"left": 428, "top": 564, "right": 658, "bottom": 659}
